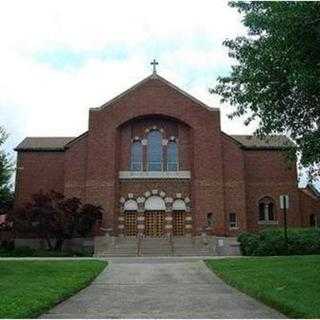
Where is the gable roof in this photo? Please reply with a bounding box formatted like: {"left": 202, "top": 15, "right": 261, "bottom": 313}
{"left": 230, "top": 135, "right": 294, "bottom": 150}
{"left": 300, "top": 184, "right": 320, "bottom": 200}
{"left": 91, "top": 73, "right": 219, "bottom": 112}
{"left": 15, "top": 137, "right": 75, "bottom": 151}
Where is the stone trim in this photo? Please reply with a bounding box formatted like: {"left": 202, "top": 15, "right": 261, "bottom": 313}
{"left": 118, "top": 191, "right": 191, "bottom": 237}
{"left": 119, "top": 171, "right": 191, "bottom": 179}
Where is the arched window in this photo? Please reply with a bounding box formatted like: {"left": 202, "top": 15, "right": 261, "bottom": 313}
{"left": 268, "top": 202, "right": 274, "bottom": 221}
{"left": 167, "top": 141, "right": 178, "bottom": 171}
{"left": 259, "top": 203, "right": 265, "bottom": 221}
{"left": 123, "top": 199, "right": 138, "bottom": 211}
{"left": 172, "top": 199, "right": 186, "bottom": 211}
{"left": 144, "top": 196, "right": 166, "bottom": 211}
{"left": 147, "top": 130, "right": 162, "bottom": 171}
{"left": 207, "top": 213, "right": 214, "bottom": 226}
{"left": 258, "top": 197, "right": 275, "bottom": 222}
{"left": 131, "top": 141, "right": 143, "bottom": 171}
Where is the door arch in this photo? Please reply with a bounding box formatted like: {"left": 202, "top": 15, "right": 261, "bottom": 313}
{"left": 144, "top": 196, "right": 166, "bottom": 211}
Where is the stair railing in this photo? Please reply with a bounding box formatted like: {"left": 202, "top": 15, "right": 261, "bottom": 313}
{"left": 169, "top": 233, "right": 174, "bottom": 255}
{"left": 137, "top": 233, "right": 142, "bottom": 256}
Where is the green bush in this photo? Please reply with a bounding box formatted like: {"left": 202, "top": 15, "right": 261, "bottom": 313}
{"left": 0, "top": 247, "right": 92, "bottom": 257}
{"left": 238, "top": 228, "right": 320, "bottom": 256}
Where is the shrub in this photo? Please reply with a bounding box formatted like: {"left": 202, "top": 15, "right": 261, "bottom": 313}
{"left": 9, "top": 190, "right": 103, "bottom": 251}
{"left": 238, "top": 228, "right": 320, "bottom": 256}
{"left": 0, "top": 246, "right": 91, "bottom": 257}
{"left": 238, "top": 232, "right": 259, "bottom": 256}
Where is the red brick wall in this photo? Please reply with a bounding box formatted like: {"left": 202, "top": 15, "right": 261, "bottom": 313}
{"left": 299, "top": 189, "right": 320, "bottom": 227}
{"left": 15, "top": 151, "right": 65, "bottom": 205}
{"left": 64, "top": 135, "right": 88, "bottom": 199}
{"left": 221, "top": 134, "right": 247, "bottom": 236}
{"left": 244, "top": 150, "right": 301, "bottom": 231}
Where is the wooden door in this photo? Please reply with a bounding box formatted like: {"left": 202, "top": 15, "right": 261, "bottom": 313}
{"left": 173, "top": 211, "right": 185, "bottom": 236}
{"left": 144, "top": 211, "right": 165, "bottom": 237}
{"left": 124, "top": 212, "right": 138, "bottom": 236}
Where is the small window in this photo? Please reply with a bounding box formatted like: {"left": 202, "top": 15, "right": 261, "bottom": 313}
{"left": 229, "top": 212, "right": 237, "bottom": 228}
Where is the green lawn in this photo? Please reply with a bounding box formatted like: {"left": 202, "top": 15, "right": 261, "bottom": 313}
{"left": 206, "top": 256, "right": 320, "bottom": 318}
{"left": 0, "top": 260, "right": 107, "bottom": 319}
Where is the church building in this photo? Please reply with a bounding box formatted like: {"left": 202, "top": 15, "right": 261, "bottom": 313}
{"left": 14, "top": 62, "right": 320, "bottom": 254}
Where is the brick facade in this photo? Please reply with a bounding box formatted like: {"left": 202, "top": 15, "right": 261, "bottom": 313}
{"left": 15, "top": 73, "right": 320, "bottom": 238}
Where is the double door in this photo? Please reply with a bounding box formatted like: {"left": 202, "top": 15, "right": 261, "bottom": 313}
{"left": 144, "top": 211, "right": 165, "bottom": 237}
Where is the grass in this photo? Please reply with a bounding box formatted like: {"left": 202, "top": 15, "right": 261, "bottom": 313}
{"left": 206, "top": 255, "right": 320, "bottom": 318}
{"left": 0, "top": 260, "right": 107, "bottom": 318}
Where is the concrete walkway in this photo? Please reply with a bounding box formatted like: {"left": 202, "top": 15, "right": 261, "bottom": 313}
{"left": 41, "top": 258, "right": 284, "bottom": 319}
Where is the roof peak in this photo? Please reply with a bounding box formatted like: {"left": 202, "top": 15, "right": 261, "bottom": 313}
{"left": 91, "top": 73, "right": 219, "bottom": 112}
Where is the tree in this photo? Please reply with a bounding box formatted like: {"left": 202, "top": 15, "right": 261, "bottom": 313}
{"left": 211, "top": 2, "right": 320, "bottom": 179}
{"left": 10, "top": 191, "right": 103, "bottom": 251}
{"left": 0, "top": 126, "right": 14, "bottom": 209}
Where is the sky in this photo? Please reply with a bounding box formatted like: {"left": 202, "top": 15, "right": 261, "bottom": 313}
{"left": 0, "top": 0, "right": 311, "bottom": 187}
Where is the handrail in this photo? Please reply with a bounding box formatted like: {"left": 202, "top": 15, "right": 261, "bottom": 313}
{"left": 137, "top": 233, "right": 142, "bottom": 256}
{"left": 169, "top": 233, "right": 174, "bottom": 255}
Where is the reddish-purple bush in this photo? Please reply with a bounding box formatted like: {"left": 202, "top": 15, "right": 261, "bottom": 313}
{"left": 9, "top": 191, "right": 103, "bottom": 251}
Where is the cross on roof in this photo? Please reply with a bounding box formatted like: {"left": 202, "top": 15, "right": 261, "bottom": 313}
{"left": 150, "top": 59, "right": 159, "bottom": 74}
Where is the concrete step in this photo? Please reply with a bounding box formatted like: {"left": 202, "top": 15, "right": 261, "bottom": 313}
{"left": 96, "top": 253, "right": 137, "bottom": 257}
{"left": 139, "top": 238, "right": 173, "bottom": 256}
{"left": 94, "top": 235, "right": 218, "bottom": 257}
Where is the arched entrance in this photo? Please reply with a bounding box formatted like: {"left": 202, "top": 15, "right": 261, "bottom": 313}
{"left": 172, "top": 199, "right": 187, "bottom": 236}
{"left": 144, "top": 196, "right": 166, "bottom": 237}
{"left": 123, "top": 200, "right": 138, "bottom": 236}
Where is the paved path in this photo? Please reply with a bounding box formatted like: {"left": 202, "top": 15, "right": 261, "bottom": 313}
{"left": 41, "top": 258, "right": 284, "bottom": 319}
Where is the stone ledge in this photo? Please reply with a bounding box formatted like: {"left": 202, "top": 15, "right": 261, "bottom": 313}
{"left": 119, "top": 171, "right": 191, "bottom": 179}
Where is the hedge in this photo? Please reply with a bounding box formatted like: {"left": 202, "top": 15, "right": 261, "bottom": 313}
{"left": 0, "top": 247, "right": 92, "bottom": 257}
{"left": 238, "top": 228, "right": 320, "bottom": 256}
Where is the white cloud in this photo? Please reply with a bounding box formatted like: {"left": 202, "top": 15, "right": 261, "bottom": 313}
{"left": 0, "top": 0, "right": 251, "bottom": 159}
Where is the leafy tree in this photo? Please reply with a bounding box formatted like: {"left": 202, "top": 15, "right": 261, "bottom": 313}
{"left": 10, "top": 191, "right": 103, "bottom": 251}
{"left": 211, "top": 2, "right": 320, "bottom": 179}
{"left": 0, "top": 126, "right": 14, "bottom": 209}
